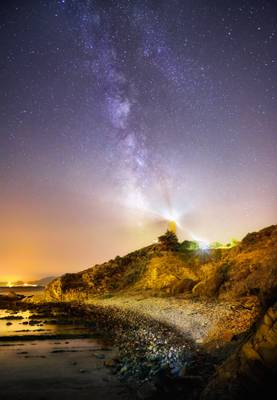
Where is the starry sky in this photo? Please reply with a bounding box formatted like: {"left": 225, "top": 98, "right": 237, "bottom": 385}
{"left": 1, "top": 0, "right": 276, "bottom": 281}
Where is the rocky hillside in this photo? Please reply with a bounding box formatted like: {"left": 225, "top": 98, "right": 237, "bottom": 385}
{"left": 43, "top": 225, "right": 277, "bottom": 399}
{"left": 202, "top": 301, "right": 277, "bottom": 399}
{"left": 46, "top": 225, "right": 277, "bottom": 308}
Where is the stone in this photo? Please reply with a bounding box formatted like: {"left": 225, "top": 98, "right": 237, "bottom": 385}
{"left": 104, "top": 358, "right": 118, "bottom": 367}
{"left": 241, "top": 342, "right": 262, "bottom": 362}
{"left": 178, "top": 365, "right": 187, "bottom": 378}
{"left": 268, "top": 307, "right": 277, "bottom": 321}
{"left": 119, "top": 365, "right": 128, "bottom": 374}
{"left": 263, "top": 313, "right": 273, "bottom": 327}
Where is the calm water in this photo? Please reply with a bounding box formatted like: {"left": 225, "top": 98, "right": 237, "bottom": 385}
{"left": 0, "top": 308, "right": 96, "bottom": 338}
{"left": 0, "top": 286, "right": 44, "bottom": 296}
{"left": 0, "top": 305, "right": 131, "bottom": 399}
{"left": 0, "top": 286, "right": 96, "bottom": 338}
{"left": 0, "top": 287, "right": 134, "bottom": 399}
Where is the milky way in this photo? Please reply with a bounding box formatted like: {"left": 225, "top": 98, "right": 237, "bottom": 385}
{"left": 0, "top": 0, "right": 276, "bottom": 279}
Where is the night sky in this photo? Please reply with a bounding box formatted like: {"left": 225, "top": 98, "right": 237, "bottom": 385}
{"left": 1, "top": 0, "right": 276, "bottom": 281}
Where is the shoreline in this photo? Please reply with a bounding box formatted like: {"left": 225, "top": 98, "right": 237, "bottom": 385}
{"left": 1, "top": 289, "right": 275, "bottom": 399}
{"left": 0, "top": 296, "right": 225, "bottom": 399}
{"left": 0, "top": 300, "right": 135, "bottom": 400}
{"left": 28, "top": 294, "right": 258, "bottom": 398}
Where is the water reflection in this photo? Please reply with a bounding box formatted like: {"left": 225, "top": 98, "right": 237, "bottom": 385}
{"left": 0, "top": 309, "right": 92, "bottom": 337}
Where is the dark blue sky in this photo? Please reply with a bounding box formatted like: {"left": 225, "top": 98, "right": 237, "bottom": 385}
{"left": 0, "top": 0, "right": 276, "bottom": 280}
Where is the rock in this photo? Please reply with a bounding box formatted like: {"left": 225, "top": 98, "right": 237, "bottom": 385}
{"left": 241, "top": 342, "right": 262, "bottom": 362}
{"left": 0, "top": 315, "right": 23, "bottom": 320}
{"left": 171, "top": 278, "right": 199, "bottom": 295}
{"left": 268, "top": 307, "right": 277, "bottom": 320}
{"left": 0, "top": 291, "right": 25, "bottom": 302}
{"left": 104, "top": 358, "right": 118, "bottom": 367}
{"left": 201, "top": 302, "right": 277, "bottom": 399}
{"left": 6, "top": 291, "right": 18, "bottom": 300}
{"left": 119, "top": 365, "right": 128, "bottom": 374}
{"left": 178, "top": 365, "right": 187, "bottom": 378}
{"left": 264, "top": 313, "right": 273, "bottom": 328}
{"left": 51, "top": 350, "right": 66, "bottom": 353}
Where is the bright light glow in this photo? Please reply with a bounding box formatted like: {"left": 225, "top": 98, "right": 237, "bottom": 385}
{"left": 198, "top": 241, "right": 210, "bottom": 250}
{"left": 4, "top": 281, "right": 37, "bottom": 288}
{"left": 162, "top": 209, "right": 179, "bottom": 223}
{"left": 190, "top": 232, "right": 210, "bottom": 251}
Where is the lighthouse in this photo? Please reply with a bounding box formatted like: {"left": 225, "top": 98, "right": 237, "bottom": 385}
{"left": 168, "top": 220, "right": 177, "bottom": 234}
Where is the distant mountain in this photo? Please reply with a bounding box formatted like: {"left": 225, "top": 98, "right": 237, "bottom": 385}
{"left": 30, "top": 276, "right": 56, "bottom": 286}
{"left": 13, "top": 281, "right": 24, "bottom": 286}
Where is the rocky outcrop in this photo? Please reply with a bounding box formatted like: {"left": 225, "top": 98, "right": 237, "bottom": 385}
{"left": 134, "top": 253, "right": 199, "bottom": 294}
{"left": 193, "top": 225, "right": 277, "bottom": 308}
{"left": 201, "top": 302, "right": 277, "bottom": 399}
{"left": 41, "top": 225, "right": 277, "bottom": 399}
{"left": 45, "top": 245, "right": 157, "bottom": 301}
{"left": 0, "top": 290, "right": 25, "bottom": 303}
{"left": 45, "top": 272, "right": 88, "bottom": 302}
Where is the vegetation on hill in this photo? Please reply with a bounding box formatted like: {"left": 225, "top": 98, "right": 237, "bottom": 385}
{"left": 46, "top": 225, "right": 277, "bottom": 310}
{"left": 44, "top": 225, "right": 277, "bottom": 399}
{"left": 158, "top": 230, "right": 180, "bottom": 251}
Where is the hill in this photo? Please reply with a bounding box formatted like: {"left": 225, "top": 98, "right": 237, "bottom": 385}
{"left": 30, "top": 276, "right": 56, "bottom": 286}
{"left": 46, "top": 225, "right": 277, "bottom": 308}
{"left": 43, "top": 225, "right": 277, "bottom": 399}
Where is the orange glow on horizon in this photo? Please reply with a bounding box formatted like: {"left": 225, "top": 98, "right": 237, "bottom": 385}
{"left": 0, "top": 274, "right": 38, "bottom": 284}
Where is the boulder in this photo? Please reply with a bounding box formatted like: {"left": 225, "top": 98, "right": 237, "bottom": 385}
{"left": 201, "top": 302, "right": 277, "bottom": 399}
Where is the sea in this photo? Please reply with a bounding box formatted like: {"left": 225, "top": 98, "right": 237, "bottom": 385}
{"left": 0, "top": 286, "right": 130, "bottom": 399}
{"left": 0, "top": 286, "right": 44, "bottom": 296}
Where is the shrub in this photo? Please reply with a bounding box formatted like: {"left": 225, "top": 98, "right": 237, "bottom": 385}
{"left": 158, "top": 230, "right": 180, "bottom": 251}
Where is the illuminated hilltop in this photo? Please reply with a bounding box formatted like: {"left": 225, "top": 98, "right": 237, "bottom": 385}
{"left": 46, "top": 225, "right": 277, "bottom": 307}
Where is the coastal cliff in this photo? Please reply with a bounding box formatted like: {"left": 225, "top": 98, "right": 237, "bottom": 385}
{"left": 44, "top": 225, "right": 277, "bottom": 399}
{"left": 46, "top": 225, "right": 277, "bottom": 308}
